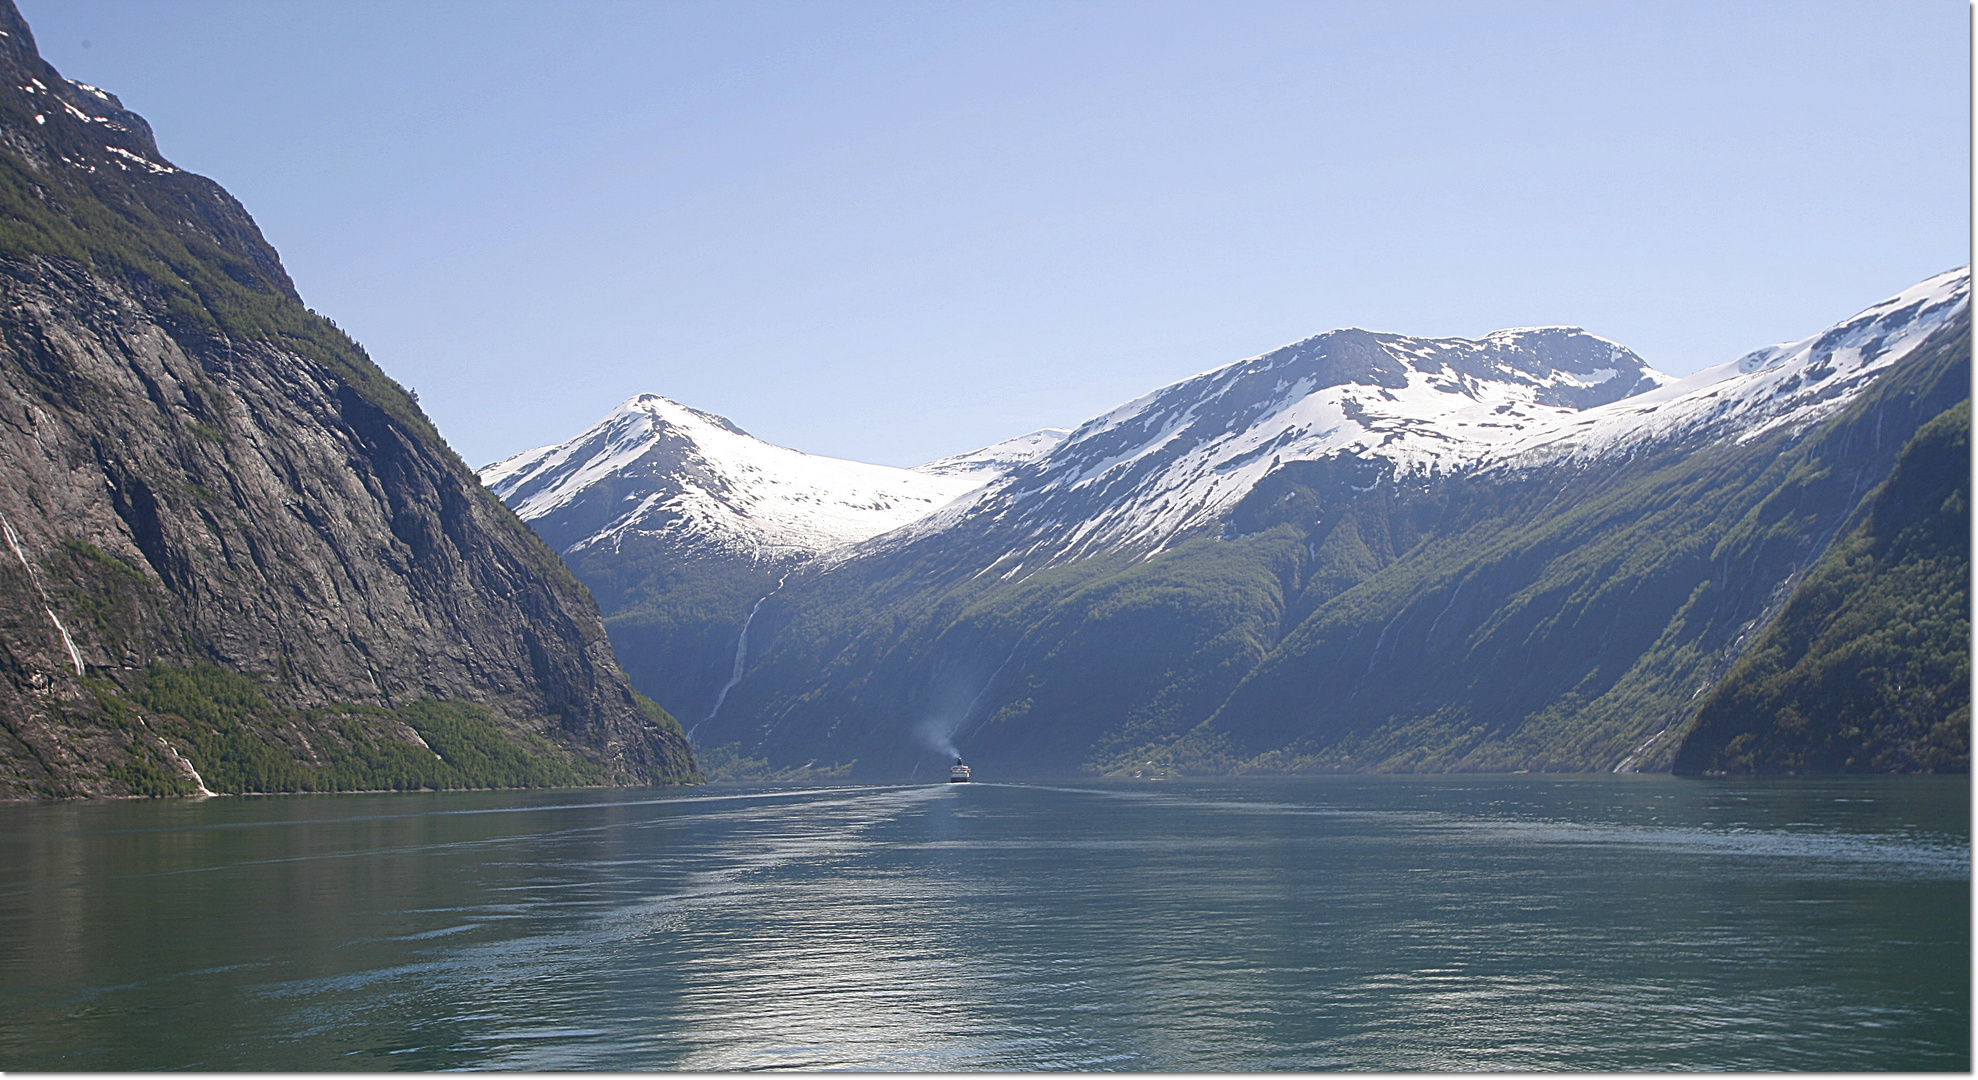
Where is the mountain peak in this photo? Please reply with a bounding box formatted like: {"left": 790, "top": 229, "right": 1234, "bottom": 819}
{"left": 913, "top": 321, "right": 1672, "bottom": 562}
{"left": 0, "top": 0, "right": 295, "bottom": 303}
{"left": 874, "top": 272, "right": 1964, "bottom": 565}
{"left": 916, "top": 427, "right": 1072, "bottom": 481}
{"left": 1492, "top": 266, "right": 1971, "bottom": 467}
{"left": 617, "top": 393, "right": 752, "bottom": 439}
{"left": 0, "top": 0, "right": 168, "bottom": 168}
{"left": 482, "top": 394, "right": 989, "bottom": 560}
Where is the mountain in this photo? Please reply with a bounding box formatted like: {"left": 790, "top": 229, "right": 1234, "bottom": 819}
{"left": 864, "top": 327, "right": 1663, "bottom": 568}
{"left": 0, "top": 1, "right": 695, "bottom": 798}
{"left": 875, "top": 273, "right": 1962, "bottom": 571}
{"left": 640, "top": 270, "right": 1965, "bottom": 779}
{"left": 1673, "top": 392, "right": 1969, "bottom": 774}
{"left": 1188, "top": 296, "right": 1967, "bottom": 776}
{"left": 482, "top": 394, "right": 993, "bottom": 562}
{"left": 915, "top": 427, "right": 1071, "bottom": 483}
{"left": 1493, "top": 269, "right": 1969, "bottom": 467}
{"left": 480, "top": 395, "right": 1050, "bottom": 725}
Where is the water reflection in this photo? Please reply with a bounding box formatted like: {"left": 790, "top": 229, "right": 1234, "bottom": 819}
{"left": 0, "top": 776, "right": 1966, "bottom": 1070}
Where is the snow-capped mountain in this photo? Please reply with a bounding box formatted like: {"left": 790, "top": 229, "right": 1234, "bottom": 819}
{"left": 877, "top": 324, "right": 1670, "bottom": 563}
{"left": 1493, "top": 267, "right": 1969, "bottom": 468}
{"left": 477, "top": 270, "right": 1967, "bottom": 780}
{"left": 882, "top": 268, "right": 1969, "bottom": 566}
{"left": 488, "top": 269, "right": 1966, "bottom": 576}
{"left": 915, "top": 427, "right": 1071, "bottom": 482}
{"left": 691, "top": 269, "right": 1968, "bottom": 781}
{"left": 480, "top": 394, "right": 993, "bottom": 560}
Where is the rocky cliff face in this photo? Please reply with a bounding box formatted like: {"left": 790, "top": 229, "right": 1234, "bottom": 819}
{"left": 0, "top": 1, "right": 694, "bottom": 797}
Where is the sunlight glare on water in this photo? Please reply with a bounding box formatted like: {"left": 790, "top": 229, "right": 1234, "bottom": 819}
{"left": 0, "top": 775, "right": 1966, "bottom": 1070}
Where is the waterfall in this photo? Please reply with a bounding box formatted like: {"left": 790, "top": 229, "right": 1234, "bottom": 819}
{"left": 162, "top": 739, "right": 217, "bottom": 797}
{"left": 958, "top": 639, "right": 1026, "bottom": 743}
{"left": 1611, "top": 726, "right": 1670, "bottom": 774}
{"left": 0, "top": 512, "right": 27, "bottom": 569}
{"left": 140, "top": 717, "right": 216, "bottom": 797}
{"left": 44, "top": 607, "right": 83, "bottom": 676}
{"left": 2, "top": 511, "right": 85, "bottom": 676}
{"left": 691, "top": 574, "right": 789, "bottom": 741}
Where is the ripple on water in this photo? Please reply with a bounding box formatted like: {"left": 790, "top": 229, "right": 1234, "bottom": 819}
{"left": 0, "top": 776, "right": 1964, "bottom": 1070}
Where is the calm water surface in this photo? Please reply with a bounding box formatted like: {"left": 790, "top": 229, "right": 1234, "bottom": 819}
{"left": 0, "top": 775, "right": 1966, "bottom": 1070}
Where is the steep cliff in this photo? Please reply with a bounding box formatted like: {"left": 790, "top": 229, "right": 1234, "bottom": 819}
{"left": 0, "top": 1, "right": 695, "bottom": 797}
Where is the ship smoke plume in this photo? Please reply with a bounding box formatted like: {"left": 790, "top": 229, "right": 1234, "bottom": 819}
{"left": 912, "top": 641, "right": 1023, "bottom": 762}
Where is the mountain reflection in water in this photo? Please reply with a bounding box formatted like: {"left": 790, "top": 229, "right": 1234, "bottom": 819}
{"left": 0, "top": 776, "right": 1966, "bottom": 1070}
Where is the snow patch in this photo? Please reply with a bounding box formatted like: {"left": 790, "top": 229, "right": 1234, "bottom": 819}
{"left": 867, "top": 268, "right": 1968, "bottom": 564}
{"left": 483, "top": 394, "right": 992, "bottom": 558}
{"left": 103, "top": 145, "right": 175, "bottom": 174}
{"left": 916, "top": 427, "right": 1071, "bottom": 481}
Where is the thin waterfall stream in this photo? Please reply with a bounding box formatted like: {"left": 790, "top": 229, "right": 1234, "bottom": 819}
{"left": 691, "top": 572, "right": 789, "bottom": 740}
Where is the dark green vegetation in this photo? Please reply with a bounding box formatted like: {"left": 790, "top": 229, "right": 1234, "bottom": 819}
{"left": 0, "top": 1, "right": 696, "bottom": 798}
{"left": 1675, "top": 400, "right": 1970, "bottom": 773}
{"left": 121, "top": 665, "right": 604, "bottom": 794}
{"left": 571, "top": 547, "right": 784, "bottom": 726}
{"left": 683, "top": 315, "right": 1968, "bottom": 779}
{"left": 690, "top": 741, "right": 855, "bottom": 782}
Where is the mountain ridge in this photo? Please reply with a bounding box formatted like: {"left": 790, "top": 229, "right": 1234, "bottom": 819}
{"left": 0, "top": 0, "right": 696, "bottom": 798}
{"left": 593, "top": 270, "right": 1967, "bottom": 779}
{"left": 861, "top": 273, "right": 1966, "bottom": 575}
{"left": 483, "top": 395, "right": 1071, "bottom": 562}
{"left": 477, "top": 394, "right": 1082, "bottom": 725}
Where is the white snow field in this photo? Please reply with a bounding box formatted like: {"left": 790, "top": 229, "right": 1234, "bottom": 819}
{"left": 915, "top": 427, "right": 1071, "bottom": 482}
{"left": 481, "top": 394, "right": 994, "bottom": 559}
{"left": 890, "top": 267, "right": 1969, "bottom": 563}
{"left": 1491, "top": 267, "right": 1969, "bottom": 468}
{"left": 487, "top": 268, "right": 1967, "bottom": 567}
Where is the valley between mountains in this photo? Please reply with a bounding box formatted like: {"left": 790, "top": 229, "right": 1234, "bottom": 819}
{"left": 487, "top": 270, "right": 1970, "bottom": 781}
{"left": 0, "top": 0, "right": 1962, "bottom": 798}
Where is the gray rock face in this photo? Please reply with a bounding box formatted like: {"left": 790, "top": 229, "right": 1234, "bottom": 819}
{"left": 0, "top": 1, "right": 692, "bottom": 796}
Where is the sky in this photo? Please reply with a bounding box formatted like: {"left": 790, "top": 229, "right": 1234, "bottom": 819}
{"left": 15, "top": 0, "right": 1971, "bottom": 469}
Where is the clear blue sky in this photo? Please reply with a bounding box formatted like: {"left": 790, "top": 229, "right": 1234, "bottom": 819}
{"left": 16, "top": 0, "right": 1971, "bottom": 468}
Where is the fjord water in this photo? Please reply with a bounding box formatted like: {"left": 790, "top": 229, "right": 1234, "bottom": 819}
{"left": 0, "top": 777, "right": 1965, "bottom": 1071}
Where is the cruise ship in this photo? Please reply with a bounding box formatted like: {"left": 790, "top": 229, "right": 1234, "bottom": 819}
{"left": 948, "top": 758, "right": 971, "bottom": 783}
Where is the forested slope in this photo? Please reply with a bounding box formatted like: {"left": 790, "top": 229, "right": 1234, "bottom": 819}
{"left": 1674, "top": 393, "right": 1969, "bottom": 774}
{"left": 692, "top": 308, "right": 1968, "bottom": 779}
{"left": 1179, "top": 314, "right": 1971, "bottom": 775}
